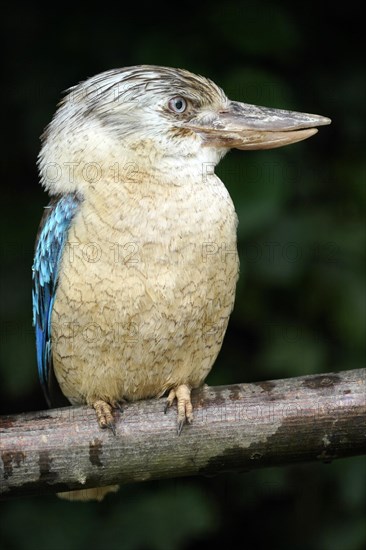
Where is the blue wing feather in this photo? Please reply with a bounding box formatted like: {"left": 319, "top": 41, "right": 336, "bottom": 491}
{"left": 32, "top": 193, "right": 81, "bottom": 406}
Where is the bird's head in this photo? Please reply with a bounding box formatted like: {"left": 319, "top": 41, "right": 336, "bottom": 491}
{"left": 38, "top": 65, "right": 331, "bottom": 195}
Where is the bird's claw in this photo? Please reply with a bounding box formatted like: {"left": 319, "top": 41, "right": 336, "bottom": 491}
{"left": 93, "top": 399, "right": 117, "bottom": 435}
{"left": 164, "top": 389, "right": 176, "bottom": 414}
{"left": 164, "top": 385, "right": 193, "bottom": 435}
{"left": 110, "top": 399, "right": 125, "bottom": 412}
{"left": 106, "top": 421, "right": 116, "bottom": 436}
{"left": 177, "top": 419, "right": 185, "bottom": 436}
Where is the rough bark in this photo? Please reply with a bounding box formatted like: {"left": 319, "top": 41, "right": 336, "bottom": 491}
{"left": 1, "top": 369, "right": 365, "bottom": 499}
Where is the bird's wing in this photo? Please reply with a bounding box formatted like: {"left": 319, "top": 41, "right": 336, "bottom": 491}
{"left": 32, "top": 193, "right": 81, "bottom": 407}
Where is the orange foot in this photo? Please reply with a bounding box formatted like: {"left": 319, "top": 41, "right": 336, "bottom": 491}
{"left": 164, "top": 384, "right": 193, "bottom": 435}
{"left": 92, "top": 399, "right": 124, "bottom": 435}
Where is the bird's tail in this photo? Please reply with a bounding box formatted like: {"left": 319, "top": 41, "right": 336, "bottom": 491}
{"left": 57, "top": 484, "right": 119, "bottom": 501}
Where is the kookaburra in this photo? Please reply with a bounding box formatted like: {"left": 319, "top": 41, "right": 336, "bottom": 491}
{"left": 32, "top": 65, "right": 330, "bottom": 499}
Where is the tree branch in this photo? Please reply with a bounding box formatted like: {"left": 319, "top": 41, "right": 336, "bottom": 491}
{"left": 1, "top": 368, "right": 365, "bottom": 499}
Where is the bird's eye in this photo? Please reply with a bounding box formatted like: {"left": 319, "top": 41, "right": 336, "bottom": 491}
{"left": 168, "top": 97, "right": 187, "bottom": 114}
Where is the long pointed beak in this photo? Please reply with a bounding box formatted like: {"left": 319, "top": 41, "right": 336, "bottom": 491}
{"left": 184, "top": 101, "right": 331, "bottom": 150}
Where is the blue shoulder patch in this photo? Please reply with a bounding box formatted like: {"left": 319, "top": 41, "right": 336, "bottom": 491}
{"left": 32, "top": 193, "right": 81, "bottom": 406}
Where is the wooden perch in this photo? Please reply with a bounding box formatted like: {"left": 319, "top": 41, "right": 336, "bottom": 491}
{"left": 1, "top": 368, "right": 365, "bottom": 499}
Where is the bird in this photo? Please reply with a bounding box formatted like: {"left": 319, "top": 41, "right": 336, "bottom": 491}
{"left": 32, "top": 65, "right": 330, "bottom": 500}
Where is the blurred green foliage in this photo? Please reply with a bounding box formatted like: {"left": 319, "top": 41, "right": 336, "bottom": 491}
{"left": 1, "top": 1, "right": 365, "bottom": 549}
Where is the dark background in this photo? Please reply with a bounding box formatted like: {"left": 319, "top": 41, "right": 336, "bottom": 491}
{"left": 1, "top": 1, "right": 365, "bottom": 549}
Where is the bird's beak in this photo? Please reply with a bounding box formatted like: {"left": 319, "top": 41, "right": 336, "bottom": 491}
{"left": 184, "top": 101, "right": 331, "bottom": 150}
